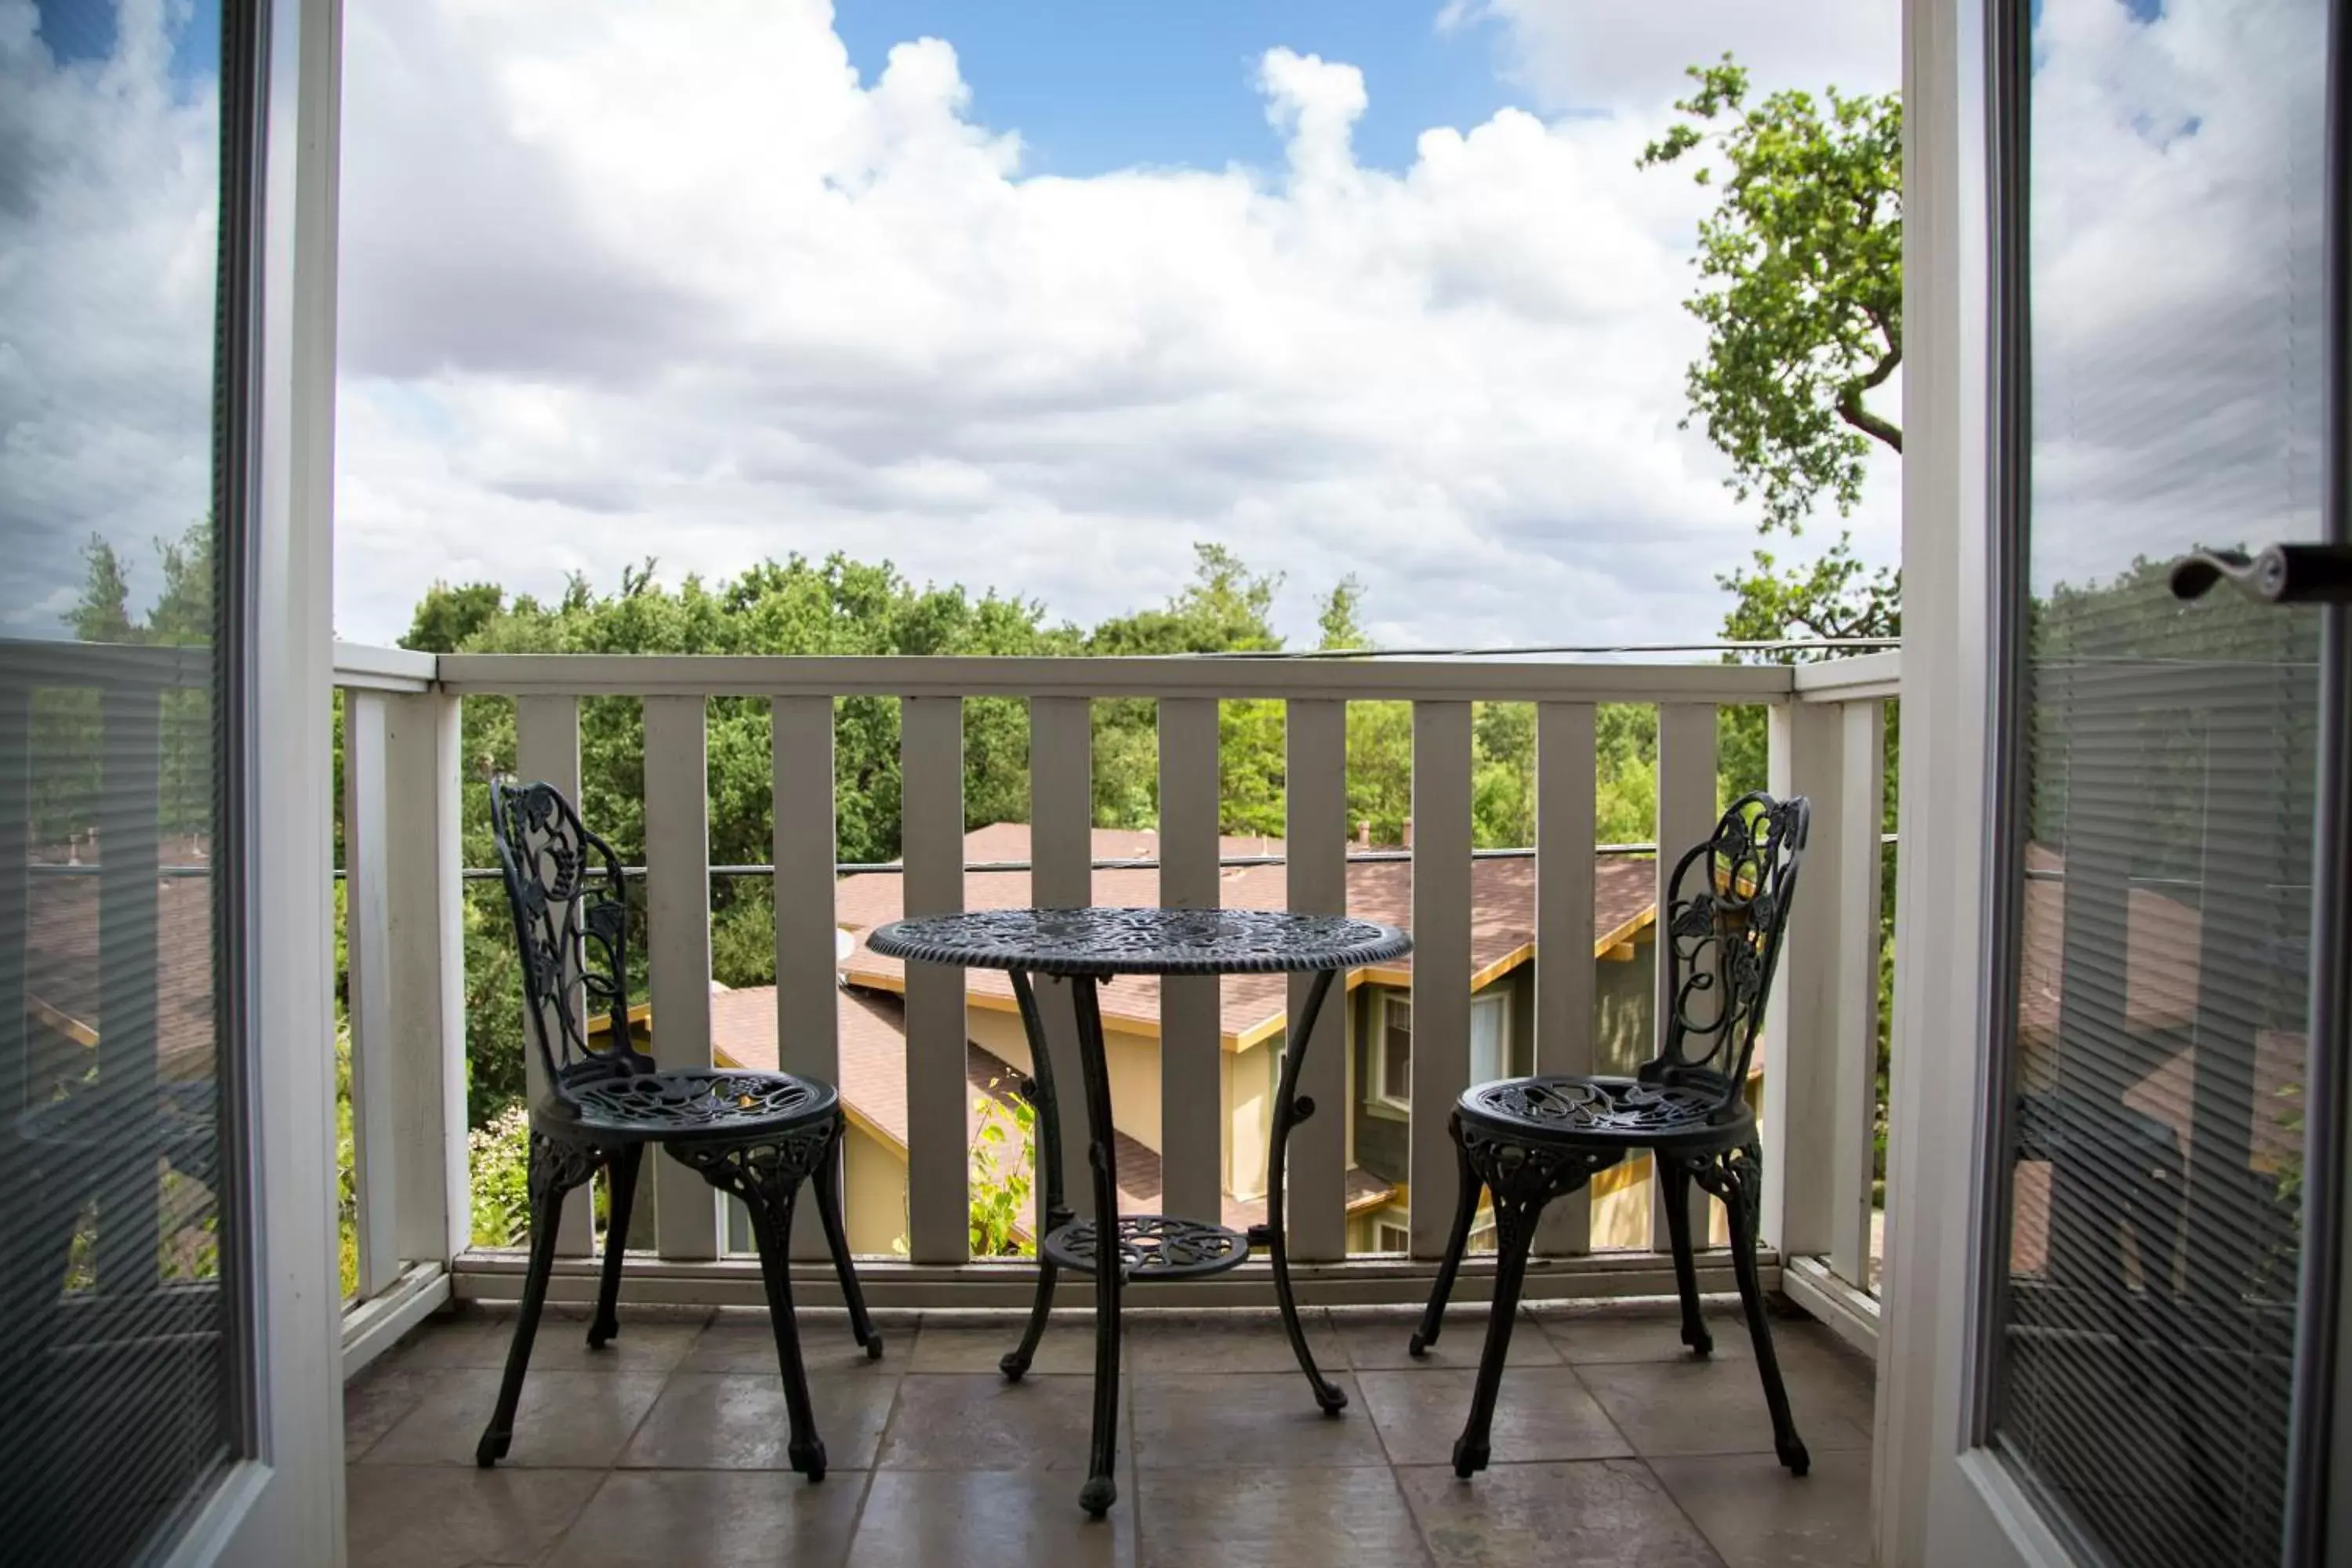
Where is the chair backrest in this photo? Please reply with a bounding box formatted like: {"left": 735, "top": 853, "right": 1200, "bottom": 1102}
{"left": 488, "top": 778, "right": 648, "bottom": 1094}
{"left": 1642, "top": 790, "right": 1811, "bottom": 1109}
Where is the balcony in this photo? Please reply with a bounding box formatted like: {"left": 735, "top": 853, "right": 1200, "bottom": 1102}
{"left": 318, "top": 641, "right": 1899, "bottom": 1559}
{"left": 343, "top": 1301, "right": 1877, "bottom": 1566}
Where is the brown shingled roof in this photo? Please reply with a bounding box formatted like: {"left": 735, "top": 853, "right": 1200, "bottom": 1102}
{"left": 834, "top": 826, "right": 1656, "bottom": 1043}
{"left": 21, "top": 869, "right": 217, "bottom": 1087}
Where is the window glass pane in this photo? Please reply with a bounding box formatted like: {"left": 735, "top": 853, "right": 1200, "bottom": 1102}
{"left": 1470, "top": 993, "right": 1505, "bottom": 1086}
{"left": 1, "top": 1, "right": 244, "bottom": 1559}
{"left": 1991, "top": 1, "right": 2330, "bottom": 1561}
{"left": 1383, "top": 998, "right": 1410, "bottom": 1102}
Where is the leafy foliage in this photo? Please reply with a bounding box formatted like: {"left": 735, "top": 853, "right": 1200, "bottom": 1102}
{"left": 968, "top": 1082, "right": 1036, "bottom": 1258}
{"left": 1641, "top": 54, "right": 1903, "bottom": 650}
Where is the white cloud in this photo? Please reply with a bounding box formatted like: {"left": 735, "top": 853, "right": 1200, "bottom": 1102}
{"left": 1452, "top": 0, "right": 1900, "bottom": 113}
{"left": 328, "top": 0, "right": 1882, "bottom": 649}
{"left": 2024, "top": 0, "right": 2329, "bottom": 593}
{"left": 0, "top": 0, "right": 221, "bottom": 635}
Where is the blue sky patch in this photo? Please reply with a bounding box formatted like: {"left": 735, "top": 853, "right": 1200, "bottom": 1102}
{"left": 831, "top": 1, "right": 1522, "bottom": 176}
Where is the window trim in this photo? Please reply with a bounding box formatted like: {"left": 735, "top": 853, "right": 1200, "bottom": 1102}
{"left": 1367, "top": 991, "right": 1412, "bottom": 1115}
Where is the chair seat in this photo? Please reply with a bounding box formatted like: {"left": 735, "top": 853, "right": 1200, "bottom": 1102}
{"left": 541, "top": 1068, "right": 838, "bottom": 1143}
{"left": 1457, "top": 1074, "right": 1752, "bottom": 1150}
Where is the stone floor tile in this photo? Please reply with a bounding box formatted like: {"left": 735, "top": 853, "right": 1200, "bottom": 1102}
{"left": 361, "top": 1369, "right": 667, "bottom": 1468}
{"left": 535, "top": 1468, "right": 866, "bottom": 1568}
{"left": 386, "top": 1310, "right": 709, "bottom": 1376}
{"left": 1359, "top": 1367, "right": 1632, "bottom": 1467}
{"left": 676, "top": 1308, "right": 906, "bottom": 1375}
{"left": 849, "top": 1470, "right": 1135, "bottom": 1568}
{"left": 1575, "top": 1359, "right": 1871, "bottom": 1459}
{"left": 908, "top": 1322, "right": 1100, "bottom": 1375}
{"left": 1135, "top": 1466, "right": 1433, "bottom": 1568}
{"left": 875, "top": 1373, "right": 1114, "bottom": 1471}
{"left": 618, "top": 1370, "right": 900, "bottom": 1472}
{"left": 1130, "top": 1374, "right": 1388, "bottom": 1469}
{"left": 343, "top": 1363, "right": 433, "bottom": 1461}
{"left": 1123, "top": 1309, "right": 1345, "bottom": 1375}
{"left": 1536, "top": 1305, "right": 1755, "bottom": 1363}
{"left": 1398, "top": 1459, "right": 1725, "bottom": 1568}
{"left": 1335, "top": 1309, "right": 1566, "bottom": 1372}
{"left": 343, "top": 1465, "right": 600, "bottom": 1568}
{"left": 1650, "top": 1448, "right": 1873, "bottom": 1568}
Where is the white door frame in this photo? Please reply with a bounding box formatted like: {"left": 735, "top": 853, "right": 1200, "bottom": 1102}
{"left": 160, "top": 0, "right": 347, "bottom": 1562}
{"left": 1873, "top": 0, "right": 2073, "bottom": 1560}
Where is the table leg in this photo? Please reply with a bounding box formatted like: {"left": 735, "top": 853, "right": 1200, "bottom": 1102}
{"left": 1257, "top": 967, "right": 1348, "bottom": 1414}
{"left": 1072, "top": 975, "right": 1124, "bottom": 1515}
{"left": 1002, "top": 971, "right": 1070, "bottom": 1380}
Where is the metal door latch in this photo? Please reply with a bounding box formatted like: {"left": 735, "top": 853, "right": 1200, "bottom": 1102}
{"left": 2169, "top": 545, "right": 2352, "bottom": 605}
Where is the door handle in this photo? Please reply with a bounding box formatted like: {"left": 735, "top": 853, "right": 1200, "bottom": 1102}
{"left": 2169, "top": 544, "right": 2352, "bottom": 605}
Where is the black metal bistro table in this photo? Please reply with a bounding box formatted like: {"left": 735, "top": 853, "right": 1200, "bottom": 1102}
{"left": 863, "top": 906, "right": 1411, "bottom": 1515}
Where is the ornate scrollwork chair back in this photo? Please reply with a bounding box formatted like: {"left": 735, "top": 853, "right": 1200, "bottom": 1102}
{"left": 1409, "top": 788, "right": 1815, "bottom": 1483}
{"left": 488, "top": 777, "right": 649, "bottom": 1094}
{"left": 473, "top": 778, "right": 877, "bottom": 1480}
{"left": 1645, "top": 791, "right": 1811, "bottom": 1112}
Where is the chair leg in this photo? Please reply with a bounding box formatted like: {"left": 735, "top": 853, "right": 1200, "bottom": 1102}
{"left": 477, "top": 1131, "right": 597, "bottom": 1467}
{"left": 1451, "top": 1196, "right": 1540, "bottom": 1479}
{"left": 743, "top": 1177, "right": 828, "bottom": 1483}
{"left": 1660, "top": 1156, "right": 1714, "bottom": 1359}
{"left": 1001, "top": 1256, "right": 1060, "bottom": 1381}
{"left": 1714, "top": 1142, "right": 1809, "bottom": 1475}
{"left": 1410, "top": 1112, "right": 1482, "bottom": 1358}
{"left": 813, "top": 1120, "right": 882, "bottom": 1359}
{"left": 587, "top": 1143, "right": 642, "bottom": 1350}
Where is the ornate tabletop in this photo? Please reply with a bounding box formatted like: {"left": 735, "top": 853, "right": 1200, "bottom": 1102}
{"left": 862, "top": 906, "right": 1411, "bottom": 978}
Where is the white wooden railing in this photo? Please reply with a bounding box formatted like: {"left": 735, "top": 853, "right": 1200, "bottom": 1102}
{"left": 325, "top": 644, "right": 1899, "bottom": 1371}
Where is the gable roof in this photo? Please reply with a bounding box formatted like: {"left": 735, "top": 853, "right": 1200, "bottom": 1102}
{"left": 834, "top": 825, "right": 1657, "bottom": 1045}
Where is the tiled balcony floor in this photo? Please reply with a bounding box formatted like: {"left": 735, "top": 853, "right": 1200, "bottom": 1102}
{"left": 344, "top": 1298, "right": 1876, "bottom": 1567}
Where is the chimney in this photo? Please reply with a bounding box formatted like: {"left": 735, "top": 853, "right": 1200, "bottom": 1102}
{"left": 1402, "top": 818, "right": 1414, "bottom": 849}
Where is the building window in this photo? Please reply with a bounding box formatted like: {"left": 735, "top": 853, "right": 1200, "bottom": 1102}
{"left": 1369, "top": 994, "right": 1411, "bottom": 1112}
{"left": 1470, "top": 990, "right": 1508, "bottom": 1086}
{"left": 1367, "top": 990, "right": 1511, "bottom": 1113}
{"left": 1374, "top": 1220, "right": 1411, "bottom": 1253}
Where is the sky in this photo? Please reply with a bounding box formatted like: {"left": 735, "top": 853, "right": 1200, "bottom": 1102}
{"left": 1, "top": 0, "right": 2327, "bottom": 652}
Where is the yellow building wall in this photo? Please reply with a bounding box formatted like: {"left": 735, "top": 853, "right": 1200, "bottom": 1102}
{"left": 963, "top": 1002, "right": 1165, "bottom": 1153}
{"left": 844, "top": 1122, "right": 908, "bottom": 1257}
{"left": 1226, "top": 1038, "right": 1271, "bottom": 1200}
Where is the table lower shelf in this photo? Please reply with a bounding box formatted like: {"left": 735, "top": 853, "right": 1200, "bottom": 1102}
{"left": 1042, "top": 1214, "right": 1251, "bottom": 1279}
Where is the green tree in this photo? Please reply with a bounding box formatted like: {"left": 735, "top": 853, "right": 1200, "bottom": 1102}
{"left": 402, "top": 582, "right": 506, "bottom": 653}
{"left": 1640, "top": 54, "right": 1903, "bottom": 647}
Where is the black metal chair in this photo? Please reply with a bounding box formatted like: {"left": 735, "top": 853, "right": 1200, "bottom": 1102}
{"left": 476, "top": 779, "right": 878, "bottom": 1479}
{"left": 1410, "top": 790, "right": 1813, "bottom": 1479}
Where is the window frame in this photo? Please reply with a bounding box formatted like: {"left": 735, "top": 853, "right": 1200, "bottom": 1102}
{"left": 1366, "top": 990, "right": 1412, "bottom": 1115}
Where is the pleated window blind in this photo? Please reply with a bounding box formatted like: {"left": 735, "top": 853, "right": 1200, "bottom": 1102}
{"left": 1, "top": 1, "right": 248, "bottom": 1559}
{"left": 1993, "top": 0, "right": 2332, "bottom": 1562}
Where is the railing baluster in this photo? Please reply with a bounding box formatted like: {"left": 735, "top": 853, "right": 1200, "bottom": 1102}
{"left": 1157, "top": 698, "right": 1222, "bottom": 1224}
{"left": 902, "top": 696, "right": 970, "bottom": 1265}
{"left": 343, "top": 690, "right": 402, "bottom": 1298}
{"left": 96, "top": 684, "right": 162, "bottom": 1294}
{"left": 386, "top": 691, "right": 467, "bottom": 1268}
{"left": 1408, "top": 702, "right": 1473, "bottom": 1260}
{"left": 515, "top": 695, "right": 595, "bottom": 1255}
{"left": 772, "top": 695, "right": 840, "bottom": 1259}
{"left": 1831, "top": 699, "right": 1887, "bottom": 1287}
{"left": 1652, "top": 702, "right": 1717, "bottom": 1251}
{"left": 644, "top": 695, "right": 720, "bottom": 1261}
{"left": 1763, "top": 699, "right": 1843, "bottom": 1260}
{"left": 1284, "top": 700, "right": 1348, "bottom": 1261}
{"left": 1534, "top": 702, "right": 1598, "bottom": 1255}
{"left": 1029, "top": 697, "right": 1094, "bottom": 1219}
